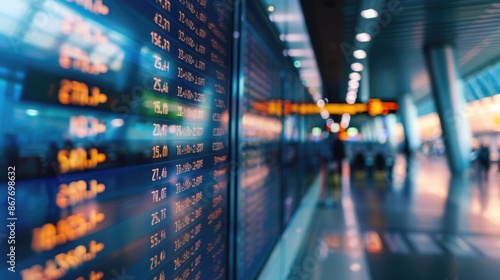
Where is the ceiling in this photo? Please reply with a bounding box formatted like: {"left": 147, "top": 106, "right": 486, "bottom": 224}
{"left": 299, "top": 0, "right": 344, "bottom": 102}
{"left": 301, "top": 0, "right": 500, "bottom": 104}
{"left": 261, "top": 0, "right": 324, "bottom": 100}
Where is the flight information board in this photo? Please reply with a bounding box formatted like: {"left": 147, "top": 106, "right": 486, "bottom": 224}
{"left": 0, "top": 0, "right": 231, "bottom": 279}
{"left": 236, "top": 1, "right": 283, "bottom": 279}
{"left": 282, "top": 70, "right": 304, "bottom": 226}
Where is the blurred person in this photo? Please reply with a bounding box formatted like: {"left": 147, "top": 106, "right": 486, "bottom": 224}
{"left": 403, "top": 139, "right": 412, "bottom": 160}
{"left": 319, "top": 138, "right": 333, "bottom": 203}
{"left": 375, "top": 152, "right": 386, "bottom": 171}
{"left": 332, "top": 134, "right": 345, "bottom": 176}
{"left": 352, "top": 153, "right": 366, "bottom": 174}
{"left": 429, "top": 142, "right": 438, "bottom": 158}
{"left": 422, "top": 142, "right": 430, "bottom": 156}
{"left": 365, "top": 142, "right": 375, "bottom": 177}
{"left": 320, "top": 138, "right": 333, "bottom": 163}
{"left": 478, "top": 142, "right": 490, "bottom": 180}
{"left": 402, "top": 139, "right": 414, "bottom": 171}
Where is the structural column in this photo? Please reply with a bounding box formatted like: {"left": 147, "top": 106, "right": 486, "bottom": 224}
{"left": 373, "top": 116, "right": 384, "bottom": 142}
{"left": 360, "top": 58, "right": 370, "bottom": 103}
{"left": 384, "top": 114, "right": 399, "bottom": 153}
{"left": 398, "top": 92, "right": 421, "bottom": 152}
{"left": 425, "top": 45, "right": 471, "bottom": 174}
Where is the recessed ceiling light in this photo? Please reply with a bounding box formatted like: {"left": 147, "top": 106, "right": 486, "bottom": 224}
{"left": 294, "top": 61, "right": 301, "bottom": 68}
{"left": 361, "top": 9, "right": 378, "bottom": 19}
{"left": 341, "top": 113, "right": 351, "bottom": 128}
{"left": 346, "top": 97, "right": 356, "bottom": 104}
{"left": 349, "top": 72, "right": 361, "bottom": 81}
{"left": 317, "top": 99, "right": 325, "bottom": 108}
{"left": 351, "top": 62, "right": 364, "bottom": 72}
{"left": 348, "top": 80, "right": 360, "bottom": 89}
{"left": 268, "top": 5, "right": 275, "bottom": 12}
{"left": 26, "top": 109, "right": 39, "bottom": 116}
{"left": 356, "top": 33, "right": 371, "bottom": 42}
{"left": 111, "top": 118, "right": 124, "bottom": 127}
{"left": 353, "top": 49, "right": 367, "bottom": 59}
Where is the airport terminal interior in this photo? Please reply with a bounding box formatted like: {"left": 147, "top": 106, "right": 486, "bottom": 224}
{"left": 1, "top": 0, "right": 500, "bottom": 279}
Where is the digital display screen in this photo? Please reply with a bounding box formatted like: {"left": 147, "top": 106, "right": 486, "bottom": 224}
{"left": 236, "top": 2, "right": 283, "bottom": 279}
{"left": 282, "top": 73, "right": 305, "bottom": 225}
{"left": 0, "top": 0, "right": 231, "bottom": 279}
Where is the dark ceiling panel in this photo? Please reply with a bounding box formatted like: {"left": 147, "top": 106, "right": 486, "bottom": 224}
{"left": 300, "top": 0, "right": 345, "bottom": 102}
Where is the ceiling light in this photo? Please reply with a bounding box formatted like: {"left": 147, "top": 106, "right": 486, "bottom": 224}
{"left": 269, "top": 14, "right": 302, "bottom": 22}
{"left": 26, "top": 109, "right": 39, "bottom": 116}
{"left": 348, "top": 80, "right": 360, "bottom": 89}
{"left": 331, "top": 123, "right": 340, "bottom": 133}
{"left": 353, "top": 49, "right": 367, "bottom": 59}
{"left": 294, "top": 61, "right": 301, "bottom": 68}
{"left": 356, "top": 33, "right": 371, "bottom": 42}
{"left": 350, "top": 72, "right": 361, "bottom": 81}
{"left": 287, "top": 48, "right": 314, "bottom": 57}
{"left": 320, "top": 110, "right": 330, "bottom": 119}
{"left": 341, "top": 113, "right": 351, "bottom": 128}
{"left": 283, "top": 34, "right": 307, "bottom": 42}
{"left": 361, "top": 9, "right": 378, "bottom": 19}
{"left": 268, "top": 5, "right": 275, "bottom": 12}
{"left": 341, "top": 121, "right": 350, "bottom": 129}
{"left": 351, "top": 62, "right": 364, "bottom": 72}
{"left": 346, "top": 92, "right": 357, "bottom": 102}
{"left": 111, "top": 118, "right": 124, "bottom": 127}
{"left": 317, "top": 99, "right": 325, "bottom": 108}
{"left": 346, "top": 97, "right": 356, "bottom": 104}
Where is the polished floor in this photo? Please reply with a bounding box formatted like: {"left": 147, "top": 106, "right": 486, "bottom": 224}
{"left": 288, "top": 156, "right": 500, "bottom": 280}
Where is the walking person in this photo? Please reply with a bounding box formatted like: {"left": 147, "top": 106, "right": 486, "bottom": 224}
{"left": 332, "top": 135, "right": 346, "bottom": 177}
{"left": 478, "top": 143, "right": 491, "bottom": 181}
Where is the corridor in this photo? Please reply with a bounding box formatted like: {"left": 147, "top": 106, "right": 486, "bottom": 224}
{"left": 288, "top": 157, "right": 500, "bottom": 280}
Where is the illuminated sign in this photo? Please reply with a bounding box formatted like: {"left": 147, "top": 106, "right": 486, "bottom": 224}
{"left": 252, "top": 99, "right": 398, "bottom": 116}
